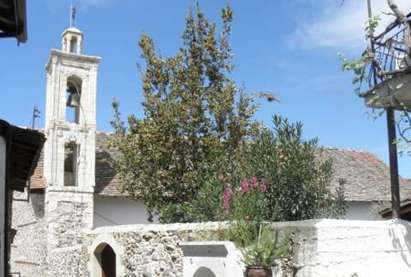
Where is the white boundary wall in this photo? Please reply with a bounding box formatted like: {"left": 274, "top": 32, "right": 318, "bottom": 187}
{"left": 86, "top": 219, "right": 411, "bottom": 277}
{"left": 274, "top": 219, "right": 411, "bottom": 277}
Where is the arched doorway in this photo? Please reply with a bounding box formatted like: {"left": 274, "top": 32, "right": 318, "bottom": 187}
{"left": 94, "top": 243, "right": 116, "bottom": 277}
{"left": 89, "top": 234, "right": 125, "bottom": 277}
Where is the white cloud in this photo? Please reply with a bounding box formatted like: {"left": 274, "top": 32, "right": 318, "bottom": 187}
{"left": 290, "top": 0, "right": 411, "bottom": 50}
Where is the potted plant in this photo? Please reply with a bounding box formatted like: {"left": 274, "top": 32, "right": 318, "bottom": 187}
{"left": 242, "top": 224, "right": 288, "bottom": 277}
{"left": 223, "top": 177, "right": 289, "bottom": 277}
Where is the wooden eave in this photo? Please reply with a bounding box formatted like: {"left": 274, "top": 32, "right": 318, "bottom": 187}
{"left": 0, "top": 0, "right": 27, "bottom": 43}
{"left": 0, "top": 120, "right": 45, "bottom": 191}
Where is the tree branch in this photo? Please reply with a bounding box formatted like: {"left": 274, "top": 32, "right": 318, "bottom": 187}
{"left": 387, "top": 0, "right": 407, "bottom": 24}
{"left": 387, "top": 0, "right": 411, "bottom": 59}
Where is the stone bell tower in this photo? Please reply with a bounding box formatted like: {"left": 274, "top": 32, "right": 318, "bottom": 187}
{"left": 43, "top": 23, "right": 101, "bottom": 273}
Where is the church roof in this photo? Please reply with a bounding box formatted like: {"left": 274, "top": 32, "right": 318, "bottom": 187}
{"left": 29, "top": 132, "right": 411, "bottom": 202}
{"left": 319, "top": 148, "right": 411, "bottom": 202}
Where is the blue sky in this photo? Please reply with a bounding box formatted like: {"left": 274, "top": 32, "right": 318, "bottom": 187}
{"left": 1, "top": 0, "right": 411, "bottom": 177}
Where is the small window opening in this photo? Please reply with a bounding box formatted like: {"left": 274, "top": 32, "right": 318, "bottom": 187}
{"left": 64, "top": 142, "right": 79, "bottom": 187}
{"left": 66, "top": 76, "right": 81, "bottom": 124}
{"left": 70, "top": 36, "right": 78, "bottom": 53}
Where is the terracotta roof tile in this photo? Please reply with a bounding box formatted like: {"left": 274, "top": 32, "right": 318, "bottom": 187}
{"left": 29, "top": 150, "right": 45, "bottom": 189}
{"left": 319, "top": 148, "right": 411, "bottom": 202}
{"left": 94, "top": 132, "right": 126, "bottom": 197}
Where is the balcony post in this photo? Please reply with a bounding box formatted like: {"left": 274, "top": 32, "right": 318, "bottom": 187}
{"left": 386, "top": 108, "right": 401, "bottom": 218}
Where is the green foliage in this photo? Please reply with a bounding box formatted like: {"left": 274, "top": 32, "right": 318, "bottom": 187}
{"left": 236, "top": 115, "right": 346, "bottom": 221}
{"left": 365, "top": 15, "right": 381, "bottom": 38}
{"left": 339, "top": 50, "right": 373, "bottom": 93}
{"left": 243, "top": 225, "right": 289, "bottom": 267}
{"left": 111, "top": 4, "right": 345, "bottom": 224}
{"left": 339, "top": 15, "right": 380, "bottom": 93}
{"left": 224, "top": 176, "right": 268, "bottom": 222}
{"left": 221, "top": 116, "right": 345, "bottom": 267}
{"left": 226, "top": 222, "right": 289, "bottom": 267}
{"left": 110, "top": 4, "right": 257, "bottom": 222}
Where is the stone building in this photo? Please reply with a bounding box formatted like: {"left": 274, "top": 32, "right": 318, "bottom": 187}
{"left": 9, "top": 25, "right": 411, "bottom": 277}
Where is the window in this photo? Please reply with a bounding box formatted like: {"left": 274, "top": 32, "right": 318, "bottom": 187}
{"left": 64, "top": 142, "right": 79, "bottom": 187}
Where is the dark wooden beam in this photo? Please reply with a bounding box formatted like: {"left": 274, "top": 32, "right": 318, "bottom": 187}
{"left": 386, "top": 107, "right": 401, "bottom": 218}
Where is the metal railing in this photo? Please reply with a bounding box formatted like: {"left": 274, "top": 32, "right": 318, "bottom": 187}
{"left": 365, "top": 13, "right": 411, "bottom": 91}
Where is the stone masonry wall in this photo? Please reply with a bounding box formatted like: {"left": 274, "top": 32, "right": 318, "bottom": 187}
{"left": 45, "top": 189, "right": 94, "bottom": 277}
{"left": 10, "top": 191, "right": 47, "bottom": 277}
{"left": 114, "top": 230, "right": 183, "bottom": 276}
{"left": 47, "top": 222, "right": 224, "bottom": 277}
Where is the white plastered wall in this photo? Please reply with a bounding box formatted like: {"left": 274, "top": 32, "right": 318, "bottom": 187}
{"left": 344, "top": 201, "right": 384, "bottom": 220}
{"left": 181, "top": 241, "right": 244, "bottom": 277}
{"left": 94, "top": 198, "right": 158, "bottom": 227}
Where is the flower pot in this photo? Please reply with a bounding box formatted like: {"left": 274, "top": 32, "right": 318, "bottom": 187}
{"left": 245, "top": 266, "right": 272, "bottom": 277}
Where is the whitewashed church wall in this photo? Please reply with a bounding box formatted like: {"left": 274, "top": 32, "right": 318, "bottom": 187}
{"left": 94, "top": 197, "right": 159, "bottom": 227}
{"left": 344, "top": 201, "right": 384, "bottom": 220}
{"left": 9, "top": 191, "right": 47, "bottom": 277}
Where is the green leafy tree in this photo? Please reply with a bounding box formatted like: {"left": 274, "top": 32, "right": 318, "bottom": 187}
{"left": 221, "top": 116, "right": 345, "bottom": 269}
{"left": 111, "top": 4, "right": 345, "bottom": 224}
{"left": 224, "top": 116, "right": 346, "bottom": 221}
{"left": 110, "top": 5, "right": 256, "bottom": 222}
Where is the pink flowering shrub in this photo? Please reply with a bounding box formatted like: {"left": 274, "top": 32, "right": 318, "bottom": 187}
{"left": 223, "top": 176, "right": 269, "bottom": 223}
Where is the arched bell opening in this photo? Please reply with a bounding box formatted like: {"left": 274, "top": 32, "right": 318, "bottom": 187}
{"left": 70, "top": 36, "right": 79, "bottom": 53}
{"left": 63, "top": 141, "right": 79, "bottom": 187}
{"left": 66, "top": 75, "right": 82, "bottom": 124}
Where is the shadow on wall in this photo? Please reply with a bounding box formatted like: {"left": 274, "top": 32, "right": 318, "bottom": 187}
{"left": 389, "top": 220, "right": 411, "bottom": 267}
{"left": 30, "top": 193, "right": 45, "bottom": 218}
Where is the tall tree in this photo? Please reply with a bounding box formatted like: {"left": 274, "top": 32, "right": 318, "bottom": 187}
{"left": 110, "top": 5, "right": 257, "bottom": 222}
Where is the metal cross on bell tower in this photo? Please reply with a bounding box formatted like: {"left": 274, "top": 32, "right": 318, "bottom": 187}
{"left": 69, "top": 5, "right": 77, "bottom": 27}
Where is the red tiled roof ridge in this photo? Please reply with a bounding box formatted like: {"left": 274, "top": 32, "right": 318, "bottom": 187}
{"left": 322, "top": 146, "right": 375, "bottom": 154}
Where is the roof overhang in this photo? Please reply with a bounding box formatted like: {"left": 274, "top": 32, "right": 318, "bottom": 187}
{"left": 360, "top": 69, "right": 411, "bottom": 110}
{"left": 0, "top": 0, "right": 27, "bottom": 43}
{"left": 380, "top": 198, "right": 411, "bottom": 219}
{"left": 0, "top": 119, "right": 45, "bottom": 191}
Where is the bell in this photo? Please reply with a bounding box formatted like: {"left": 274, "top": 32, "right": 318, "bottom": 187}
{"left": 66, "top": 90, "right": 80, "bottom": 108}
